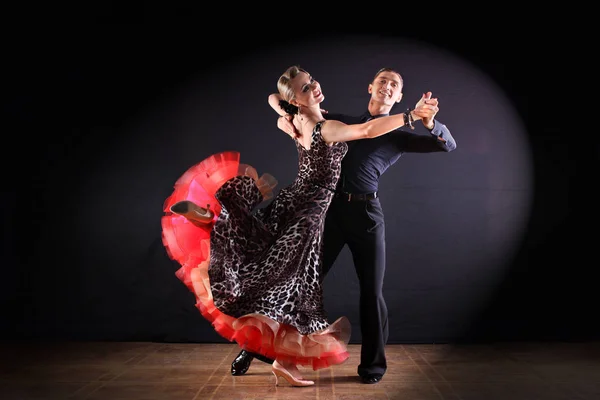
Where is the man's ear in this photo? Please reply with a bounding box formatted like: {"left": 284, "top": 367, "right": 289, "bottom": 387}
{"left": 396, "top": 93, "right": 403, "bottom": 103}
{"left": 368, "top": 84, "right": 373, "bottom": 94}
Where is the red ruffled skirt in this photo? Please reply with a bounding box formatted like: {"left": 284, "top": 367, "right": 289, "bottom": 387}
{"left": 161, "top": 151, "right": 350, "bottom": 370}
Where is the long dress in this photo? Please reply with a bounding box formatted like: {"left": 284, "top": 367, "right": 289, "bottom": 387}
{"left": 161, "top": 120, "right": 351, "bottom": 370}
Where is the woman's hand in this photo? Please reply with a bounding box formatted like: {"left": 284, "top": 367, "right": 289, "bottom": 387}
{"left": 278, "top": 114, "right": 301, "bottom": 139}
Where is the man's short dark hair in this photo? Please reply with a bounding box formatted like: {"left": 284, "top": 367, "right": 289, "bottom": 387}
{"left": 373, "top": 68, "right": 403, "bottom": 87}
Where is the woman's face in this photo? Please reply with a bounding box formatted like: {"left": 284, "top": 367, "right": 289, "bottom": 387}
{"left": 291, "top": 71, "right": 324, "bottom": 107}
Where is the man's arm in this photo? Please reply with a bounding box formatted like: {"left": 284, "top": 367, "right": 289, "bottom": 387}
{"left": 393, "top": 92, "right": 456, "bottom": 152}
{"left": 427, "top": 120, "right": 457, "bottom": 151}
{"left": 390, "top": 120, "right": 457, "bottom": 153}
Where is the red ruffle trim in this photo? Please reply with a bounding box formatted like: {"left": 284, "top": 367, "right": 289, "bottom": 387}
{"left": 161, "top": 151, "right": 350, "bottom": 370}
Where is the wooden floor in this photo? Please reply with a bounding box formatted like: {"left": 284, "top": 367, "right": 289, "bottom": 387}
{"left": 1, "top": 341, "right": 599, "bottom": 399}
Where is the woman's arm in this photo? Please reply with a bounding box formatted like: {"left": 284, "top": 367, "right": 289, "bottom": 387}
{"left": 268, "top": 93, "right": 286, "bottom": 117}
{"left": 268, "top": 93, "right": 301, "bottom": 138}
{"left": 321, "top": 105, "right": 435, "bottom": 143}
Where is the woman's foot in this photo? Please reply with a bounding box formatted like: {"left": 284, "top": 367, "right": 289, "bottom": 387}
{"left": 169, "top": 200, "right": 214, "bottom": 226}
{"left": 272, "top": 360, "right": 314, "bottom": 387}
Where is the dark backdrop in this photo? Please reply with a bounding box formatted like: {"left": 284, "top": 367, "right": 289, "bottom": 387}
{"left": 3, "top": 16, "right": 596, "bottom": 344}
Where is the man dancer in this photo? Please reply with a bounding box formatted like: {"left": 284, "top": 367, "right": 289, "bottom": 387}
{"left": 230, "top": 67, "right": 457, "bottom": 384}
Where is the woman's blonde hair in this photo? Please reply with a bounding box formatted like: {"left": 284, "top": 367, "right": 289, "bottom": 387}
{"left": 277, "top": 65, "right": 309, "bottom": 102}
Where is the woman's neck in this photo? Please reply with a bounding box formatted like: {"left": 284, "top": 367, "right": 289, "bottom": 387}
{"left": 300, "top": 104, "right": 323, "bottom": 122}
{"left": 293, "top": 105, "right": 325, "bottom": 149}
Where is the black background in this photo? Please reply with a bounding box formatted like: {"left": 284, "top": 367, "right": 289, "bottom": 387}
{"left": 3, "top": 10, "right": 596, "bottom": 344}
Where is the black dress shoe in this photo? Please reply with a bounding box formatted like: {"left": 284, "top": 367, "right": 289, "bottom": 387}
{"left": 361, "top": 373, "right": 383, "bottom": 384}
{"left": 231, "top": 350, "right": 254, "bottom": 376}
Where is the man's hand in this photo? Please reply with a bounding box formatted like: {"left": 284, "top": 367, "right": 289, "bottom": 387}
{"left": 277, "top": 114, "right": 301, "bottom": 139}
{"left": 415, "top": 92, "right": 438, "bottom": 129}
{"left": 413, "top": 92, "right": 438, "bottom": 128}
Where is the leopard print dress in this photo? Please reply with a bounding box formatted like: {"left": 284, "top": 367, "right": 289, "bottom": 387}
{"left": 208, "top": 120, "right": 347, "bottom": 335}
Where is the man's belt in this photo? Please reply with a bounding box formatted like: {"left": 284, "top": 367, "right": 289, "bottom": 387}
{"left": 335, "top": 191, "right": 378, "bottom": 202}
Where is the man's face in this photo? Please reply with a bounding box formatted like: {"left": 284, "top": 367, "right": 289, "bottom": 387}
{"left": 368, "top": 71, "right": 403, "bottom": 106}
